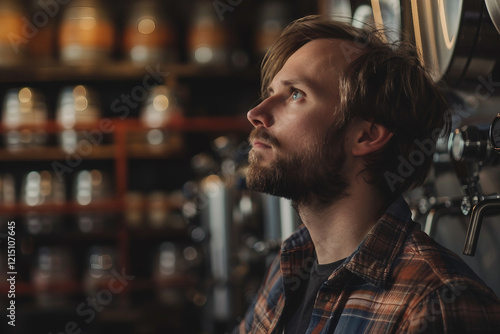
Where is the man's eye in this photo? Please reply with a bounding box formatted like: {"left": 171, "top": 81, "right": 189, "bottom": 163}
{"left": 291, "top": 90, "right": 304, "bottom": 100}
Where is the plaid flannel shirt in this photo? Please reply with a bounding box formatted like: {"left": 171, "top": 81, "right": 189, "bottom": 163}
{"left": 236, "top": 197, "right": 500, "bottom": 333}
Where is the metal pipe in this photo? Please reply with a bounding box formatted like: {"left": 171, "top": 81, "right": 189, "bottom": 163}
{"left": 463, "top": 197, "right": 500, "bottom": 256}
{"left": 423, "top": 203, "right": 462, "bottom": 238}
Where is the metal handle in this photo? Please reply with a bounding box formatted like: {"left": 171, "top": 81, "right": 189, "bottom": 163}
{"left": 463, "top": 197, "right": 500, "bottom": 256}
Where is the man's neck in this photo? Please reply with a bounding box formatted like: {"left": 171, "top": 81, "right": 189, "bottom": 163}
{"left": 297, "top": 184, "right": 384, "bottom": 265}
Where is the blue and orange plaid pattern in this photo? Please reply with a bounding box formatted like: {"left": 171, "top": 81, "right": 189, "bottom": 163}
{"left": 236, "top": 197, "right": 500, "bottom": 333}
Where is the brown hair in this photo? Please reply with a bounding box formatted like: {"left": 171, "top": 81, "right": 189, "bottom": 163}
{"left": 260, "top": 15, "right": 450, "bottom": 204}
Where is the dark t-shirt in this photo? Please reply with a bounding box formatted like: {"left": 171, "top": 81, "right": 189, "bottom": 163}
{"left": 285, "top": 257, "right": 345, "bottom": 334}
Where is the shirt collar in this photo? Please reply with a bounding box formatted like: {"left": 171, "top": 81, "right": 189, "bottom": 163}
{"left": 281, "top": 225, "right": 315, "bottom": 279}
{"left": 344, "top": 197, "right": 415, "bottom": 288}
{"left": 280, "top": 197, "right": 415, "bottom": 289}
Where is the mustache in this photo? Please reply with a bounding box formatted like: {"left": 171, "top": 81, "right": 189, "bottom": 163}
{"left": 249, "top": 128, "right": 280, "bottom": 147}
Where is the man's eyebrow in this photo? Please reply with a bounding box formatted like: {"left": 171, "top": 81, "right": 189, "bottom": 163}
{"left": 266, "top": 77, "right": 318, "bottom": 95}
{"left": 281, "top": 78, "right": 316, "bottom": 88}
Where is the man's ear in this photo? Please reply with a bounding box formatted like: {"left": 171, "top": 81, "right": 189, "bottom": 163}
{"left": 351, "top": 120, "right": 393, "bottom": 157}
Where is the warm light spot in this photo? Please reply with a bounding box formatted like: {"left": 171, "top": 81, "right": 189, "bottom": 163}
{"left": 18, "top": 88, "right": 32, "bottom": 103}
{"left": 203, "top": 175, "right": 222, "bottom": 196}
{"left": 153, "top": 95, "right": 169, "bottom": 111}
{"left": 74, "top": 96, "right": 88, "bottom": 112}
{"left": 138, "top": 18, "right": 156, "bottom": 34}
{"left": 73, "top": 85, "right": 87, "bottom": 97}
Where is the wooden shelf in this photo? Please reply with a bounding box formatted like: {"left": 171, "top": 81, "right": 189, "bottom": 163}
{"left": 0, "top": 145, "right": 115, "bottom": 161}
{"left": 162, "top": 116, "right": 252, "bottom": 133}
{"left": 0, "top": 61, "right": 258, "bottom": 83}
{"left": 0, "top": 139, "right": 187, "bottom": 161}
{"left": 122, "top": 116, "right": 251, "bottom": 133}
{"left": 0, "top": 116, "right": 251, "bottom": 133}
{"left": 0, "top": 116, "right": 250, "bottom": 160}
{"left": 127, "top": 140, "right": 185, "bottom": 159}
{"left": 0, "top": 200, "right": 122, "bottom": 215}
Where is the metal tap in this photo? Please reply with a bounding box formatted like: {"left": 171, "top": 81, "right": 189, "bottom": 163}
{"left": 449, "top": 115, "right": 500, "bottom": 256}
{"left": 463, "top": 195, "right": 500, "bottom": 256}
{"left": 422, "top": 197, "right": 463, "bottom": 238}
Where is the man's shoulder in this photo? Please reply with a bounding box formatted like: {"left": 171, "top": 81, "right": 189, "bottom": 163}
{"left": 394, "top": 225, "right": 495, "bottom": 297}
{"left": 387, "top": 226, "right": 500, "bottom": 332}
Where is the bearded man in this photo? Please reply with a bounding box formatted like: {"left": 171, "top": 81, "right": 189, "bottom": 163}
{"left": 236, "top": 15, "right": 500, "bottom": 334}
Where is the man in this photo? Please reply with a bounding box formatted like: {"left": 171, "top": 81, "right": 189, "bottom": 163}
{"left": 235, "top": 15, "right": 500, "bottom": 333}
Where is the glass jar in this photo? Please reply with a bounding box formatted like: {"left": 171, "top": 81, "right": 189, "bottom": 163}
{"left": 1, "top": 87, "right": 48, "bottom": 151}
{"left": 254, "top": 1, "right": 291, "bottom": 57}
{"left": 59, "top": 0, "right": 115, "bottom": 64}
{"left": 123, "top": 0, "right": 177, "bottom": 64}
{"left": 0, "top": 0, "right": 25, "bottom": 65}
{"left": 56, "top": 85, "right": 101, "bottom": 154}
{"left": 187, "top": 0, "right": 229, "bottom": 66}
{"left": 32, "top": 247, "right": 75, "bottom": 308}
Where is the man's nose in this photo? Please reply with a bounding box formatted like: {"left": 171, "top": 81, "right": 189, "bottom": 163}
{"left": 247, "top": 98, "right": 274, "bottom": 128}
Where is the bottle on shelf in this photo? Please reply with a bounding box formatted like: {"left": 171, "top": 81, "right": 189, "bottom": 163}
{"left": 254, "top": 1, "right": 292, "bottom": 58}
{"left": 73, "top": 169, "right": 116, "bottom": 233}
{"left": 187, "top": 0, "right": 230, "bottom": 66}
{"left": 21, "top": 170, "right": 65, "bottom": 236}
{"left": 58, "top": 0, "right": 115, "bottom": 64}
{"left": 0, "top": 173, "right": 16, "bottom": 207}
{"left": 0, "top": 0, "right": 25, "bottom": 66}
{"left": 147, "top": 191, "right": 170, "bottom": 229}
{"left": 140, "top": 85, "right": 180, "bottom": 128}
{"left": 124, "top": 191, "right": 144, "bottom": 229}
{"left": 22, "top": 170, "right": 66, "bottom": 207}
{"left": 74, "top": 169, "right": 111, "bottom": 206}
{"left": 83, "top": 245, "right": 120, "bottom": 301}
{"left": 32, "top": 246, "right": 76, "bottom": 308}
{"left": 25, "top": 0, "right": 58, "bottom": 63}
{"left": 123, "top": 0, "right": 177, "bottom": 65}
{"left": 153, "top": 241, "right": 202, "bottom": 305}
{"left": 56, "top": 85, "right": 102, "bottom": 154}
{"left": 139, "top": 84, "right": 182, "bottom": 147}
{"left": 1, "top": 87, "right": 48, "bottom": 151}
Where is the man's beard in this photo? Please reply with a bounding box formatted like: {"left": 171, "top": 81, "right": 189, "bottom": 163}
{"left": 246, "top": 127, "right": 349, "bottom": 209}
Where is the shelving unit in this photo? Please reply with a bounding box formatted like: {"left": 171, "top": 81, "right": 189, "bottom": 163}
{"left": 0, "top": 62, "right": 259, "bottom": 83}
{"left": 0, "top": 1, "right": 320, "bottom": 333}
{"left": 0, "top": 60, "right": 254, "bottom": 333}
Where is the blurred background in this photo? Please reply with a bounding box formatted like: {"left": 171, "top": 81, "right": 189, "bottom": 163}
{"left": 0, "top": 0, "right": 499, "bottom": 333}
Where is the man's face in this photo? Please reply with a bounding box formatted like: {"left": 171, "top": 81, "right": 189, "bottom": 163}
{"left": 246, "top": 39, "right": 351, "bottom": 206}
